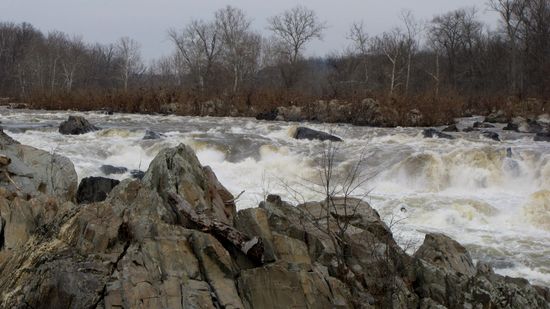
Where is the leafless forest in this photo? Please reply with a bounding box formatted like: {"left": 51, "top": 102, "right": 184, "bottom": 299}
{"left": 0, "top": 1, "right": 548, "bottom": 124}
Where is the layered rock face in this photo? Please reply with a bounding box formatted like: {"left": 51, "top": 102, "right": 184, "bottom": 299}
{"left": 0, "top": 132, "right": 548, "bottom": 308}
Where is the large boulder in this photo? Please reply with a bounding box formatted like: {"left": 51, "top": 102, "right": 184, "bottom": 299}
{"left": 76, "top": 176, "right": 120, "bottom": 204}
{"left": 58, "top": 116, "right": 99, "bottom": 135}
{"left": 0, "top": 129, "right": 77, "bottom": 201}
{"left": 142, "top": 144, "right": 236, "bottom": 225}
{"left": 293, "top": 127, "right": 343, "bottom": 142}
{"left": 414, "top": 233, "right": 476, "bottom": 276}
{"left": 485, "top": 110, "right": 508, "bottom": 123}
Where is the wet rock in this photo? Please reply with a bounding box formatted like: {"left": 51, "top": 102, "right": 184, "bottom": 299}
{"left": 100, "top": 165, "right": 128, "bottom": 175}
{"left": 482, "top": 131, "right": 500, "bottom": 141}
{"left": 534, "top": 132, "right": 550, "bottom": 142}
{"left": 442, "top": 124, "right": 459, "bottom": 132}
{"left": 58, "top": 115, "right": 99, "bottom": 135}
{"left": 414, "top": 233, "right": 476, "bottom": 276}
{"left": 76, "top": 176, "right": 120, "bottom": 204}
{"left": 473, "top": 121, "right": 495, "bottom": 128}
{"left": 485, "top": 110, "right": 507, "bottom": 123}
{"left": 143, "top": 129, "right": 164, "bottom": 140}
{"left": 293, "top": 127, "right": 343, "bottom": 142}
{"left": 256, "top": 109, "right": 278, "bottom": 121}
{"left": 422, "top": 128, "right": 455, "bottom": 140}
{"left": 407, "top": 108, "right": 424, "bottom": 126}
{"left": 129, "top": 169, "right": 145, "bottom": 179}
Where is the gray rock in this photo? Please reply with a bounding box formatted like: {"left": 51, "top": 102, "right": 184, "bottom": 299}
{"left": 129, "top": 169, "right": 145, "bottom": 179}
{"left": 293, "top": 127, "right": 343, "bottom": 142}
{"left": 414, "top": 233, "right": 476, "bottom": 276}
{"left": 143, "top": 129, "right": 163, "bottom": 140}
{"left": 100, "top": 165, "right": 128, "bottom": 175}
{"left": 58, "top": 116, "right": 99, "bottom": 135}
{"left": 76, "top": 176, "right": 120, "bottom": 204}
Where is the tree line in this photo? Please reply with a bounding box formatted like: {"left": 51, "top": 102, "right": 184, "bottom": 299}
{"left": 0, "top": 1, "right": 548, "bottom": 118}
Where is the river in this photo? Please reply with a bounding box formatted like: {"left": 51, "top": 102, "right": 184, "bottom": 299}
{"left": 1, "top": 107, "right": 549, "bottom": 286}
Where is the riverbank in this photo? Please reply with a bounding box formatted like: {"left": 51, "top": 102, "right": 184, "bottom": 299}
{"left": 4, "top": 92, "right": 549, "bottom": 128}
{"left": 1, "top": 127, "right": 549, "bottom": 308}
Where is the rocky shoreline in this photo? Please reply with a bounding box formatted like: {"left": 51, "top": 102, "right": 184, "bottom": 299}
{"left": 0, "top": 126, "right": 549, "bottom": 308}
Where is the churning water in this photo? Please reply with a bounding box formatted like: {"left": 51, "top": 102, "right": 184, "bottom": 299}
{"left": 2, "top": 108, "right": 549, "bottom": 286}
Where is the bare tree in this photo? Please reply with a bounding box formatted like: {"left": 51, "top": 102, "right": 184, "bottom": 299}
{"left": 268, "top": 5, "right": 326, "bottom": 64}
{"left": 348, "top": 21, "right": 370, "bottom": 84}
{"left": 168, "top": 20, "right": 221, "bottom": 91}
{"left": 373, "top": 28, "right": 407, "bottom": 95}
{"left": 400, "top": 10, "right": 422, "bottom": 94}
{"left": 215, "top": 6, "right": 261, "bottom": 93}
{"left": 115, "top": 37, "right": 143, "bottom": 91}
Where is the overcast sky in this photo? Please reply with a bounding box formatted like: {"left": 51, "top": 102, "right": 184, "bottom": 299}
{"left": 1, "top": 0, "right": 499, "bottom": 62}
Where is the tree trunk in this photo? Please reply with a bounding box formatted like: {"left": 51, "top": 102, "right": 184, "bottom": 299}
{"left": 167, "top": 192, "right": 265, "bottom": 265}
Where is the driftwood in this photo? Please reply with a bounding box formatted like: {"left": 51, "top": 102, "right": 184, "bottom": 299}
{"left": 168, "top": 192, "right": 265, "bottom": 265}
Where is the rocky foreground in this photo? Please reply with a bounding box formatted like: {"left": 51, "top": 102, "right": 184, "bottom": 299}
{"left": 0, "top": 127, "right": 549, "bottom": 308}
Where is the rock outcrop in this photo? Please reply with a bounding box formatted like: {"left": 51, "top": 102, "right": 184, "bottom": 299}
{"left": 0, "top": 139, "right": 548, "bottom": 309}
{"left": 0, "top": 128, "right": 77, "bottom": 201}
{"left": 59, "top": 115, "right": 99, "bottom": 135}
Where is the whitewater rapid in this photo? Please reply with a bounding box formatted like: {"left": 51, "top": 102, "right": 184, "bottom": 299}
{"left": 1, "top": 108, "right": 549, "bottom": 286}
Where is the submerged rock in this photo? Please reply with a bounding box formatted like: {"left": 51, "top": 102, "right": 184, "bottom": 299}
{"left": 76, "top": 176, "right": 120, "bottom": 204}
{"left": 143, "top": 129, "right": 164, "bottom": 140}
{"left": 58, "top": 115, "right": 99, "bottom": 135}
{"left": 293, "top": 127, "right": 343, "bottom": 142}
{"left": 473, "top": 121, "right": 495, "bottom": 128}
{"left": 442, "top": 124, "right": 459, "bottom": 132}
{"left": 100, "top": 165, "right": 128, "bottom": 175}
{"left": 534, "top": 132, "right": 550, "bottom": 142}
{"left": 422, "top": 128, "right": 455, "bottom": 139}
{"left": 482, "top": 131, "right": 501, "bottom": 141}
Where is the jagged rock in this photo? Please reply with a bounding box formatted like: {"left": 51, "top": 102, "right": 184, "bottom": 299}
{"left": 293, "top": 127, "right": 343, "bottom": 142}
{"left": 58, "top": 115, "right": 99, "bottom": 135}
{"left": 482, "top": 131, "right": 500, "bottom": 141}
{"left": 143, "top": 129, "right": 164, "bottom": 140}
{"left": 142, "top": 144, "right": 236, "bottom": 225}
{"left": 1, "top": 143, "right": 548, "bottom": 309}
{"left": 100, "top": 164, "right": 128, "bottom": 175}
{"left": 442, "top": 124, "right": 459, "bottom": 132}
{"left": 0, "top": 129, "right": 77, "bottom": 201}
{"left": 76, "top": 176, "right": 120, "bottom": 204}
{"left": 414, "top": 233, "right": 476, "bottom": 276}
{"left": 422, "top": 128, "right": 455, "bottom": 140}
{"left": 235, "top": 208, "right": 277, "bottom": 263}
